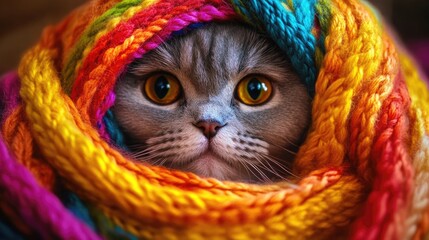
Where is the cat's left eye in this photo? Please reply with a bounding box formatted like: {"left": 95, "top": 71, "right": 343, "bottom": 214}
{"left": 143, "top": 72, "right": 181, "bottom": 105}
{"left": 235, "top": 75, "right": 273, "bottom": 105}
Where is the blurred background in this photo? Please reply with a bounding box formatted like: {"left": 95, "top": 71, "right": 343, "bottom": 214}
{"left": 0, "top": 0, "right": 428, "bottom": 74}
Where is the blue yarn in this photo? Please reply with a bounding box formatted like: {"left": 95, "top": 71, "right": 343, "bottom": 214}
{"left": 103, "top": 109, "right": 127, "bottom": 149}
{"left": 0, "top": 217, "right": 24, "bottom": 240}
{"left": 231, "top": 0, "right": 317, "bottom": 95}
{"left": 293, "top": 0, "right": 316, "bottom": 30}
{"left": 171, "top": 22, "right": 206, "bottom": 37}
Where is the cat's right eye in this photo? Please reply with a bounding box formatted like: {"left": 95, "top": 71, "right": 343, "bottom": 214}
{"left": 143, "top": 72, "right": 181, "bottom": 105}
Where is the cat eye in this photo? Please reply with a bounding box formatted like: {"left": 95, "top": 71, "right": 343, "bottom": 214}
{"left": 236, "top": 75, "right": 273, "bottom": 105}
{"left": 143, "top": 73, "right": 181, "bottom": 105}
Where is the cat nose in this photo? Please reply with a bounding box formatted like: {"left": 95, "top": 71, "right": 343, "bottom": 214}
{"left": 194, "top": 120, "right": 225, "bottom": 139}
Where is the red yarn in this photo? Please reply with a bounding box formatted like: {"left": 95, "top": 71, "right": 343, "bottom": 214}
{"left": 352, "top": 72, "right": 413, "bottom": 240}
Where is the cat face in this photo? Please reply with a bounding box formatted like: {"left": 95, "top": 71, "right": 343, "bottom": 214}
{"left": 113, "top": 23, "right": 311, "bottom": 182}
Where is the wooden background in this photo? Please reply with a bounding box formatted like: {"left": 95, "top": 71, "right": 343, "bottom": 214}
{"left": 0, "top": 0, "right": 86, "bottom": 73}
{"left": 0, "top": 0, "right": 428, "bottom": 73}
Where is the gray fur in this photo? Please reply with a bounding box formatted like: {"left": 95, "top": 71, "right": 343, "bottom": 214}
{"left": 112, "top": 23, "right": 311, "bottom": 183}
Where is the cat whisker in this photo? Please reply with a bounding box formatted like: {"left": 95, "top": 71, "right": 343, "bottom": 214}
{"left": 239, "top": 161, "right": 253, "bottom": 180}
{"left": 263, "top": 140, "right": 298, "bottom": 156}
{"left": 130, "top": 149, "right": 156, "bottom": 159}
{"left": 131, "top": 147, "right": 171, "bottom": 161}
{"left": 134, "top": 147, "right": 160, "bottom": 156}
{"left": 234, "top": 158, "right": 259, "bottom": 181}
{"left": 241, "top": 162, "right": 264, "bottom": 183}
{"left": 151, "top": 156, "right": 170, "bottom": 167}
{"left": 253, "top": 155, "right": 287, "bottom": 181}
{"left": 143, "top": 152, "right": 171, "bottom": 161}
{"left": 241, "top": 131, "right": 300, "bottom": 156}
{"left": 247, "top": 129, "right": 302, "bottom": 148}
{"left": 273, "top": 133, "right": 302, "bottom": 148}
{"left": 258, "top": 153, "right": 301, "bottom": 180}
{"left": 245, "top": 161, "right": 272, "bottom": 183}
{"left": 275, "top": 145, "right": 297, "bottom": 156}
{"left": 242, "top": 162, "right": 262, "bottom": 183}
{"left": 257, "top": 154, "right": 281, "bottom": 173}
{"left": 252, "top": 154, "right": 294, "bottom": 182}
{"left": 264, "top": 158, "right": 295, "bottom": 178}
{"left": 281, "top": 136, "right": 300, "bottom": 148}
{"left": 132, "top": 142, "right": 176, "bottom": 157}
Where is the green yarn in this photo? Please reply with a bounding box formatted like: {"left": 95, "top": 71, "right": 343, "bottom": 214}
{"left": 62, "top": 0, "right": 143, "bottom": 94}
{"left": 90, "top": 208, "right": 138, "bottom": 240}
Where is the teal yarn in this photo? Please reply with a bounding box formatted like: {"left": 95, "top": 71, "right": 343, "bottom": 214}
{"left": 60, "top": 191, "right": 97, "bottom": 231}
{"left": 61, "top": 191, "right": 137, "bottom": 240}
{"left": 231, "top": 0, "right": 317, "bottom": 95}
{"left": 61, "top": 189, "right": 137, "bottom": 240}
{"left": 103, "top": 109, "right": 127, "bottom": 149}
{"left": 0, "top": 218, "right": 24, "bottom": 240}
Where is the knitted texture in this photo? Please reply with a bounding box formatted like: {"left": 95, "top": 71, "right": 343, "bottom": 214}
{"left": 0, "top": 0, "right": 428, "bottom": 239}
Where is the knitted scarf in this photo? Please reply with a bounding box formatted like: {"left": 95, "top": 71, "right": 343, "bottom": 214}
{"left": 1, "top": 0, "right": 429, "bottom": 239}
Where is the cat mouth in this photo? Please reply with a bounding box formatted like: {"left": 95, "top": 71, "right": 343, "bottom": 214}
{"left": 193, "top": 150, "right": 226, "bottom": 164}
{"left": 184, "top": 150, "right": 239, "bottom": 180}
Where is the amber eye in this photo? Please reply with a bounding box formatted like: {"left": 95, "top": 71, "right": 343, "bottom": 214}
{"left": 143, "top": 73, "right": 181, "bottom": 105}
{"left": 236, "top": 75, "right": 273, "bottom": 105}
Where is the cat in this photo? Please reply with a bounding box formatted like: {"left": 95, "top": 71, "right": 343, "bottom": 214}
{"left": 112, "top": 22, "right": 312, "bottom": 183}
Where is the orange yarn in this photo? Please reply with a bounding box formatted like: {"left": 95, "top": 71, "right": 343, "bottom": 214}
{"left": 1, "top": 107, "right": 55, "bottom": 189}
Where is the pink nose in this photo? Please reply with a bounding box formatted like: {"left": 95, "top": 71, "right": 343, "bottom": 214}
{"left": 194, "top": 120, "right": 224, "bottom": 139}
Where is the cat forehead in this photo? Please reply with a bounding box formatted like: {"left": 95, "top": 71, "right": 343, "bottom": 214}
{"left": 132, "top": 23, "right": 289, "bottom": 95}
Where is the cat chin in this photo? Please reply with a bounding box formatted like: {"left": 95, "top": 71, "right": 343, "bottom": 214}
{"left": 181, "top": 151, "right": 243, "bottom": 181}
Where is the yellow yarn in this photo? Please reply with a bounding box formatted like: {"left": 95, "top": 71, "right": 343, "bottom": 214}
{"left": 295, "top": 0, "right": 385, "bottom": 177}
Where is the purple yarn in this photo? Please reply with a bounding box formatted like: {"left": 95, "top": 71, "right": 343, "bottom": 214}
{"left": 0, "top": 136, "right": 101, "bottom": 240}
{"left": 0, "top": 71, "right": 21, "bottom": 123}
{"left": 407, "top": 40, "right": 429, "bottom": 79}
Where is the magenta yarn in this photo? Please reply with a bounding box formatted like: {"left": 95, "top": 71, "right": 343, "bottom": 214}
{"left": 0, "top": 135, "right": 101, "bottom": 240}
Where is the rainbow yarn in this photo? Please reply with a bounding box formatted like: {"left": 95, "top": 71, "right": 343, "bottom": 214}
{"left": 1, "top": 0, "right": 429, "bottom": 239}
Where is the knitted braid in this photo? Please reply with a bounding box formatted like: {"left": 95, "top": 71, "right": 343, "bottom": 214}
{"left": 0, "top": 72, "right": 55, "bottom": 189}
{"left": 295, "top": 0, "right": 384, "bottom": 175}
{"left": 62, "top": 0, "right": 156, "bottom": 92}
{"left": 399, "top": 53, "right": 429, "bottom": 240}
